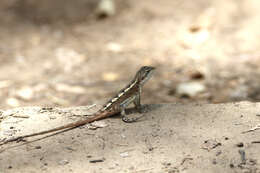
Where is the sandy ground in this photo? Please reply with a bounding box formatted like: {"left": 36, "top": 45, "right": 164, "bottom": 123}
{"left": 0, "top": 102, "right": 260, "bottom": 173}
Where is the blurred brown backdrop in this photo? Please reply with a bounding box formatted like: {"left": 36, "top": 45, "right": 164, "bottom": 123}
{"left": 0, "top": 0, "right": 260, "bottom": 109}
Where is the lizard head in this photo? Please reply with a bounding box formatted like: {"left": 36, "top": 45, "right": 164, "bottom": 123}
{"left": 137, "top": 66, "right": 155, "bottom": 85}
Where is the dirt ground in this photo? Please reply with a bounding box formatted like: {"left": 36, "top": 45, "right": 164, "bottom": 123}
{"left": 1, "top": 102, "right": 260, "bottom": 173}
{"left": 0, "top": 0, "right": 260, "bottom": 172}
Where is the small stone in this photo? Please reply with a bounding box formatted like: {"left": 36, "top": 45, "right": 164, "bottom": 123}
{"left": 162, "top": 162, "right": 171, "bottom": 166}
{"left": 35, "top": 146, "right": 42, "bottom": 149}
{"left": 106, "top": 42, "right": 122, "bottom": 52}
{"left": 91, "top": 121, "right": 108, "bottom": 128}
{"left": 202, "top": 139, "right": 221, "bottom": 151}
{"left": 190, "top": 71, "right": 204, "bottom": 79}
{"left": 216, "top": 150, "right": 222, "bottom": 156}
{"left": 248, "top": 159, "right": 257, "bottom": 165}
{"left": 120, "top": 152, "right": 129, "bottom": 158}
{"left": 87, "top": 124, "right": 98, "bottom": 130}
{"left": 236, "top": 142, "right": 244, "bottom": 147}
{"left": 58, "top": 159, "right": 69, "bottom": 165}
{"left": 96, "top": 0, "right": 115, "bottom": 18}
{"left": 49, "top": 115, "right": 57, "bottom": 120}
{"left": 176, "top": 82, "right": 206, "bottom": 97}
{"left": 121, "top": 134, "right": 126, "bottom": 138}
{"left": 102, "top": 72, "right": 119, "bottom": 82}
{"left": 66, "top": 147, "right": 75, "bottom": 151}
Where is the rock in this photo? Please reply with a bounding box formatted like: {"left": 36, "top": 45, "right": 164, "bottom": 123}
{"left": 58, "top": 159, "right": 69, "bottom": 165}
{"left": 106, "top": 42, "right": 122, "bottom": 52}
{"left": 102, "top": 72, "right": 119, "bottom": 82}
{"left": 236, "top": 142, "right": 244, "bottom": 147}
{"left": 176, "top": 82, "right": 206, "bottom": 97}
{"left": 91, "top": 121, "right": 108, "bottom": 128}
{"left": 120, "top": 152, "right": 129, "bottom": 158}
{"left": 96, "top": 0, "right": 115, "bottom": 18}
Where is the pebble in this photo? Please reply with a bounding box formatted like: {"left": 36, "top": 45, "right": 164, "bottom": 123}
{"left": 106, "top": 42, "right": 122, "bottom": 52}
{"left": 176, "top": 82, "right": 206, "bottom": 97}
{"left": 96, "top": 0, "right": 115, "bottom": 18}
{"left": 120, "top": 152, "right": 129, "bottom": 158}
{"left": 91, "top": 121, "right": 108, "bottom": 128}
{"left": 58, "top": 159, "right": 69, "bottom": 165}
{"left": 236, "top": 142, "right": 244, "bottom": 147}
{"left": 35, "top": 146, "right": 42, "bottom": 149}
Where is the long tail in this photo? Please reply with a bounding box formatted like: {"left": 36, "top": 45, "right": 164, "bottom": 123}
{"left": 0, "top": 111, "right": 116, "bottom": 146}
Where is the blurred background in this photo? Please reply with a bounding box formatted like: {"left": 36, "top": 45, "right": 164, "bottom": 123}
{"left": 0, "top": 0, "right": 260, "bottom": 109}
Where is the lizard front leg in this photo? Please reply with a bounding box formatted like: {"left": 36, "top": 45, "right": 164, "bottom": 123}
{"left": 133, "top": 87, "right": 144, "bottom": 113}
{"left": 121, "top": 92, "right": 143, "bottom": 123}
{"left": 120, "top": 95, "right": 139, "bottom": 123}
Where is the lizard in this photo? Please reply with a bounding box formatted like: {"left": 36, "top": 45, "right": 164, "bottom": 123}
{"left": 0, "top": 66, "right": 155, "bottom": 146}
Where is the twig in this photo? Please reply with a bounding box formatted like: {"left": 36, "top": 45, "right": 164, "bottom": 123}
{"left": 180, "top": 157, "right": 193, "bottom": 165}
{"left": 11, "top": 115, "right": 30, "bottom": 118}
{"left": 242, "top": 124, "right": 260, "bottom": 134}
{"left": 134, "top": 168, "right": 154, "bottom": 173}
{"left": 111, "top": 142, "right": 129, "bottom": 146}
{"left": 86, "top": 104, "right": 97, "bottom": 110}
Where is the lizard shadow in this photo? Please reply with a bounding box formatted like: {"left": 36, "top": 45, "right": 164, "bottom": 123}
{"left": 126, "top": 104, "right": 162, "bottom": 114}
{"left": 111, "top": 104, "right": 163, "bottom": 121}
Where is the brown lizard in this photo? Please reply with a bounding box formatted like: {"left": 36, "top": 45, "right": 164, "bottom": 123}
{"left": 0, "top": 66, "right": 155, "bottom": 145}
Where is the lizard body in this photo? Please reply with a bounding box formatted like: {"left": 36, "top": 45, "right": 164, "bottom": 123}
{"left": 0, "top": 66, "right": 155, "bottom": 145}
